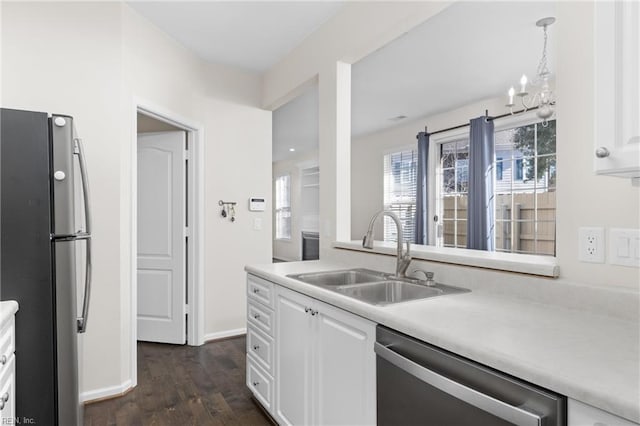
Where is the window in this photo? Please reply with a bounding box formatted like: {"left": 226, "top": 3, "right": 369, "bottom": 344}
{"left": 436, "top": 119, "right": 556, "bottom": 256}
{"left": 275, "top": 174, "right": 291, "bottom": 240}
{"left": 439, "top": 139, "right": 469, "bottom": 248}
{"left": 494, "top": 120, "right": 556, "bottom": 256}
{"left": 514, "top": 159, "right": 524, "bottom": 180}
{"left": 383, "top": 149, "right": 417, "bottom": 243}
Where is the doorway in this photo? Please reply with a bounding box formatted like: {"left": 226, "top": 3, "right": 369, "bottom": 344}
{"left": 131, "top": 103, "right": 205, "bottom": 388}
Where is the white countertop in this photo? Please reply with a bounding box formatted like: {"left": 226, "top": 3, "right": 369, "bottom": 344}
{"left": 0, "top": 300, "right": 19, "bottom": 327}
{"left": 246, "top": 260, "right": 640, "bottom": 424}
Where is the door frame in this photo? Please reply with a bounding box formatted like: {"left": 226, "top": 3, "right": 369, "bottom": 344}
{"left": 130, "top": 98, "right": 205, "bottom": 387}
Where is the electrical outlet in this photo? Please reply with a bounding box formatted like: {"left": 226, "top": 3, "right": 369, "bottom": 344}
{"left": 579, "top": 227, "right": 605, "bottom": 263}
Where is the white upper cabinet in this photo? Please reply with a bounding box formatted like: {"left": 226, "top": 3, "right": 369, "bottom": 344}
{"left": 594, "top": 1, "right": 640, "bottom": 179}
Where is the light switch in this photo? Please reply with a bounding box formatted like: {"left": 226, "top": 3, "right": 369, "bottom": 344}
{"left": 616, "top": 236, "right": 630, "bottom": 258}
{"left": 609, "top": 228, "right": 640, "bottom": 267}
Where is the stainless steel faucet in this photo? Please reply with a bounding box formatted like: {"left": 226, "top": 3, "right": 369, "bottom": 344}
{"left": 362, "top": 210, "right": 412, "bottom": 278}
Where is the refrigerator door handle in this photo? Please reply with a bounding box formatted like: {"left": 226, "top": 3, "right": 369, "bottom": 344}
{"left": 73, "top": 137, "right": 92, "bottom": 234}
{"left": 51, "top": 232, "right": 91, "bottom": 241}
{"left": 74, "top": 137, "right": 92, "bottom": 333}
{"left": 77, "top": 236, "right": 92, "bottom": 333}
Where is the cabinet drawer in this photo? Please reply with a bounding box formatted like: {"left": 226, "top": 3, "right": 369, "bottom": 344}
{"left": 0, "top": 354, "right": 15, "bottom": 423}
{"left": 0, "top": 316, "right": 14, "bottom": 374}
{"left": 247, "top": 299, "right": 274, "bottom": 337}
{"left": 247, "top": 275, "right": 274, "bottom": 308}
{"left": 247, "top": 324, "right": 274, "bottom": 375}
{"left": 247, "top": 356, "right": 273, "bottom": 412}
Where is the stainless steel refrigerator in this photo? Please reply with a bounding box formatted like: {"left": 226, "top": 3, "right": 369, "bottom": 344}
{"left": 1, "top": 108, "right": 92, "bottom": 425}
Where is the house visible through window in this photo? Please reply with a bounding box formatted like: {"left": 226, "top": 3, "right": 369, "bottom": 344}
{"left": 383, "top": 149, "right": 417, "bottom": 243}
{"left": 275, "top": 174, "right": 291, "bottom": 240}
{"left": 437, "top": 119, "right": 556, "bottom": 256}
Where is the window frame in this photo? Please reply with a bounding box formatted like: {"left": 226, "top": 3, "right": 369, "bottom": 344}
{"left": 274, "top": 173, "right": 292, "bottom": 241}
{"left": 428, "top": 110, "right": 556, "bottom": 256}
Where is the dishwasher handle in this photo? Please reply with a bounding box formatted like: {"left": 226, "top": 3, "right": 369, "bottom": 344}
{"left": 374, "top": 342, "right": 543, "bottom": 426}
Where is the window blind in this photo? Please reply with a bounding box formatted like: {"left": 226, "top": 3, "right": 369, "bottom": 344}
{"left": 383, "top": 149, "right": 417, "bottom": 243}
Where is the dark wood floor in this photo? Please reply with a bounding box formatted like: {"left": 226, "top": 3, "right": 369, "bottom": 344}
{"left": 84, "top": 336, "right": 272, "bottom": 426}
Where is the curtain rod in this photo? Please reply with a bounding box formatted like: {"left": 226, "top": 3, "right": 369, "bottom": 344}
{"left": 419, "top": 106, "right": 541, "bottom": 138}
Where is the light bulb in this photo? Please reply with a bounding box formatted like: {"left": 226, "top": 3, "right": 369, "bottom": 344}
{"left": 520, "top": 74, "right": 528, "bottom": 93}
{"left": 508, "top": 87, "right": 515, "bottom": 105}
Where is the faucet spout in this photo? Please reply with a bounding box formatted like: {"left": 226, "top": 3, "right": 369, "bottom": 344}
{"left": 362, "top": 210, "right": 412, "bottom": 278}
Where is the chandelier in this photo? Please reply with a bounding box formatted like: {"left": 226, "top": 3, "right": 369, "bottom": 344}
{"left": 506, "top": 17, "right": 556, "bottom": 126}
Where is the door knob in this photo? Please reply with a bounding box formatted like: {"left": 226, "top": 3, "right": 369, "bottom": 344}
{"left": 595, "top": 147, "right": 610, "bottom": 158}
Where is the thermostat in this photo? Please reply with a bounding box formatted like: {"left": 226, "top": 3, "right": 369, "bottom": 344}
{"left": 249, "top": 197, "right": 265, "bottom": 211}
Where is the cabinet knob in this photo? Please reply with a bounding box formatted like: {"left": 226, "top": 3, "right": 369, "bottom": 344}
{"left": 252, "top": 381, "right": 259, "bottom": 387}
{"left": 0, "top": 399, "right": 4, "bottom": 410}
{"left": 311, "top": 310, "right": 318, "bottom": 316}
{"left": 0, "top": 355, "right": 6, "bottom": 365}
{"left": 304, "top": 307, "right": 310, "bottom": 313}
{"left": 1, "top": 393, "right": 7, "bottom": 402}
{"left": 252, "top": 345, "right": 260, "bottom": 351}
{"left": 253, "top": 288, "right": 260, "bottom": 294}
{"left": 595, "top": 147, "right": 610, "bottom": 158}
{"left": 253, "top": 314, "right": 260, "bottom": 319}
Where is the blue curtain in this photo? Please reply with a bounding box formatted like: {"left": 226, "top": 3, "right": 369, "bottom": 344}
{"left": 466, "top": 117, "right": 495, "bottom": 251}
{"left": 414, "top": 131, "right": 429, "bottom": 244}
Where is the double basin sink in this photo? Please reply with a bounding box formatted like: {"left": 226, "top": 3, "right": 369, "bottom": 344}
{"left": 286, "top": 268, "right": 469, "bottom": 306}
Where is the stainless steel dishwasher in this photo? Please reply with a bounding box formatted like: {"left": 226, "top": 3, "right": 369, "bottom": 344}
{"left": 375, "top": 326, "right": 566, "bottom": 425}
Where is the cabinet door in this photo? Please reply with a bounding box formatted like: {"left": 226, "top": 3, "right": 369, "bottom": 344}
{"left": 568, "top": 399, "right": 638, "bottom": 426}
{"left": 275, "top": 286, "right": 314, "bottom": 426}
{"left": 0, "top": 355, "right": 15, "bottom": 424}
{"left": 314, "top": 300, "right": 376, "bottom": 426}
{"left": 594, "top": 1, "right": 640, "bottom": 178}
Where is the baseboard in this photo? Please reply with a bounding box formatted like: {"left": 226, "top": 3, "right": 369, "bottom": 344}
{"left": 81, "top": 379, "right": 133, "bottom": 404}
{"left": 204, "top": 327, "right": 246, "bottom": 342}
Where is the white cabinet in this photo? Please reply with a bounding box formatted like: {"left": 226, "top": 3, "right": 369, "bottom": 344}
{"left": 246, "top": 275, "right": 276, "bottom": 414}
{"left": 274, "top": 285, "right": 376, "bottom": 426}
{"left": 0, "top": 306, "right": 17, "bottom": 424}
{"left": 569, "top": 399, "right": 639, "bottom": 426}
{"left": 314, "top": 300, "right": 376, "bottom": 426}
{"left": 594, "top": 1, "right": 640, "bottom": 179}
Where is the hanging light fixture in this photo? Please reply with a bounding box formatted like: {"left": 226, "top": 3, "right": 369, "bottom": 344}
{"left": 506, "top": 17, "right": 556, "bottom": 126}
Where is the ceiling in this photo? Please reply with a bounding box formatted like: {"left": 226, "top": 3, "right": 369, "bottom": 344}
{"left": 273, "top": 1, "right": 557, "bottom": 161}
{"left": 272, "top": 85, "right": 318, "bottom": 162}
{"left": 127, "top": 1, "right": 556, "bottom": 163}
{"left": 127, "top": 1, "right": 344, "bottom": 72}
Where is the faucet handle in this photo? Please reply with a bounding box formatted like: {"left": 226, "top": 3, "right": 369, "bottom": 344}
{"left": 411, "top": 269, "right": 435, "bottom": 286}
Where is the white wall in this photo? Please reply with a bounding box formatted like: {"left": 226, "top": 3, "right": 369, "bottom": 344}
{"left": 2, "top": 1, "right": 272, "bottom": 399}
{"left": 2, "top": 1, "right": 126, "bottom": 396}
{"left": 554, "top": 2, "right": 639, "bottom": 288}
{"left": 121, "top": 4, "right": 272, "bottom": 347}
{"left": 273, "top": 150, "right": 319, "bottom": 261}
{"left": 265, "top": 3, "right": 452, "bottom": 260}
{"left": 266, "top": 1, "right": 640, "bottom": 290}
{"left": 351, "top": 95, "right": 511, "bottom": 241}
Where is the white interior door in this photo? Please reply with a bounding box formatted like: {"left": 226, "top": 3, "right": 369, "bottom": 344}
{"left": 137, "top": 131, "right": 186, "bottom": 344}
